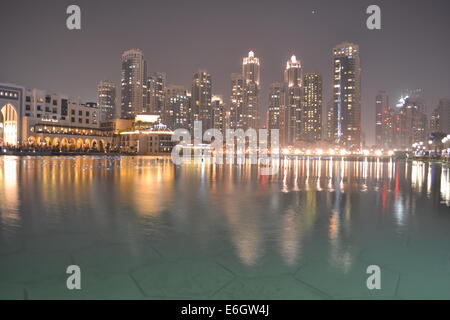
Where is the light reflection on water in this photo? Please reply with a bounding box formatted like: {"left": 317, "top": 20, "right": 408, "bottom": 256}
{"left": 0, "top": 156, "right": 449, "bottom": 299}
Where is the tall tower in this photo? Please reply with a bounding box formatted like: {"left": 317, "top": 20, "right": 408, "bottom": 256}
{"left": 332, "top": 43, "right": 361, "bottom": 148}
{"left": 282, "top": 55, "right": 302, "bottom": 145}
{"left": 163, "top": 85, "right": 190, "bottom": 130}
{"left": 302, "top": 73, "right": 323, "bottom": 142}
{"left": 146, "top": 72, "right": 166, "bottom": 116}
{"left": 229, "top": 73, "right": 245, "bottom": 130}
{"left": 191, "top": 70, "right": 212, "bottom": 131}
{"left": 268, "top": 82, "right": 282, "bottom": 131}
{"left": 242, "top": 51, "right": 260, "bottom": 130}
{"left": 375, "top": 91, "right": 393, "bottom": 148}
{"left": 120, "top": 49, "right": 147, "bottom": 119}
{"left": 211, "top": 95, "right": 225, "bottom": 132}
{"left": 97, "top": 80, "right": 117, "bottom": 121}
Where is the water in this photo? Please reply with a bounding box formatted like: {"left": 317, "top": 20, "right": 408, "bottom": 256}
{"left": 0, "top": 156, "right": 449, "bottom": 300}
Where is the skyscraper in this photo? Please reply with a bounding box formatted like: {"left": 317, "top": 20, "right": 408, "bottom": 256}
{"left": 302, "top": 73, "right": 322, "bottom": 142}
{"left": 282, "top": 55, "right": 302, "bottom": 145}
{"left": 229, "top": 73, "right": 245, "bottom": 130}
{"left": 393, "top": 97, "right": 428, "bottom": 148}
{"left": 163, "top": 85, "right": 190, "bottom": 130}
{"left": 97, "top": 80, "right": 117, "bottom": 121}
{"left": 146, "top": 72, "right": 166, "bottom": 116}
{"left": 121, "top": 49, "right": 147, "bottom": 119}
{"left": 332, "top": 43, "right": 361, "bottom": 148}
{"left": 268, "top": 82, "right": 282, "bottom": 131}
{"left": 375, "top": 91, "right": 393, "bottom": 148}
{"left": 211, "top": 95, "right": 225, "bottom": 132}
{"left": 191, "top": 70, "right": 212, "bottom": 131}
{"left": 430, "top": 99, "right": 450, "bottom": 134}
{"left": 242, "top": 51, "right": 260, "bottom": 130}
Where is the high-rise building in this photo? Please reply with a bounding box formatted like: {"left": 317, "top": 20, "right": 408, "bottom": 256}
{"left": 302, "top": 73, "right": 322, "bottom": 142}
{"left": 282, "top": 55, "right": 302, "bottom": 146}
{"left": 268, "top": 82, "right": 282, "bottom": 131}
{"left": 163, "top": 85, "right": 190, "bottom": 130}
{"left": 325, "top": 100, "right": 335, "bottom": 142}
{"left": 393, "top": 97, "right": 428, "bottom": 149}
{"left": 97, "top": 81, "right": 117, "bottom": 121}
{"left": 146, "top": 72, "right": 166, "bottom": 116}
{"left": 191, "top": 70, "right": 212, "bottom": 131}
{"left": 331, "top": 43, "right": 361, "bottom": 148}
{"left": 211, "top": 95, "right": 225, "bottom": 132}
{"left": 229, "top": 73, "right": 245, "bottom": 130}
{"left": 375, "top": 91, "right": 393, "bottom": 148}
{"left": 430, "top": 99, "right": 450, "bottom": 134}
{"left": 120, "top": 49, "right": 147, "bottom": 119}
{"left": 242, "top": 51, "right": 260, "bottom": 130}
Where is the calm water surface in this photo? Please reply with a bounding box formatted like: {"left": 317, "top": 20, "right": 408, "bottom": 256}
{"left": 0, "top": 156, "right": 449, "bottom": 299}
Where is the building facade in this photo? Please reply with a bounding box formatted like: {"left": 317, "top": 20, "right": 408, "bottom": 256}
{"left": 375, "top": 91, "right": 393, "bottom": 148}
{"left": 163, "top": 85, "right": 190, "bottom": 130}
{"left": 229, "top": 73, "right": 245, "bottom": 130}
{"left": 191, "top": 70, "right": 212, "bottom": 131}
{"left": 97, "top": 80, "right": 117, "bottom": 121}
{"left": 121, "top": 49, "right": 147, "bottom": 119}
{"left": 242, "top": 51, "right": 260, "bottom": 130}
{"left": 331, "top": 43, "right": 361, "bottom": 149}
{"left": 0, "top": 83, "right": 112, "bottom": 150}
{"left": 282, "top": 55, "right": 302, "bottom": 146}
{"left": 146, "top": 72, "right": 166, "bottom": 116}
{"left": 302, "top": 72, "right": 322, "bottom": 142}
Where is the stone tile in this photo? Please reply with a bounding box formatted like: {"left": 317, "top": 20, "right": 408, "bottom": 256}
{"left": 294, "top": 260, "right": 399, "bottom": 299}
{"left": 212, "top": 276, "right": 325, "bottom": 300}
{"left": 0, "top": 284, "right": 26, "bottom": 300}
{"left": 215, "top": 250, "right": 304, "bottom": 278}
{"left": 73, "top": 243, "right": 161, "bottom": 275}
{"left": 26, "top": 273, "right": 144, "bottom": 300}
{"left": 131, "top": 260, "right": 234, "bottom": 299}
{"left": 0, "top": 251, "right": 72, "bottom": 284}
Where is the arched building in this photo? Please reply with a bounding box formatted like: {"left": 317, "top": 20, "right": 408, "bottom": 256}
{"left": 0, "top": 83, "right": 113, "bottom": 150}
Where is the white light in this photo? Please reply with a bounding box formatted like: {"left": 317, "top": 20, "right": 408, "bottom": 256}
{"left": 375, "top": 150, "right": 383, "bottom": 157}
{"left": 316, "top": 149, "right": 323, "bottom": 156}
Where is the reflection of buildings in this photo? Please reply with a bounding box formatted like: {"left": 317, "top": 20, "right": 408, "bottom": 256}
{"left": 0, "top": 83, "right": 113, "bottom": 150}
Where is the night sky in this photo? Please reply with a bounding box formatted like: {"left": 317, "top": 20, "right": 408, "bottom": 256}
{"left": 1, "top": 0, "right": 449, "bottom": 144}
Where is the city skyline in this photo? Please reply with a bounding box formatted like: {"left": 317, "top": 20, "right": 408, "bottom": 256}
{"left": 1, "top": 0, "right": 450, "bottom": 145}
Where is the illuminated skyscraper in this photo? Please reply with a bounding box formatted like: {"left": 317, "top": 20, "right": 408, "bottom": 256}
{"left": 211, "top": 95, "right": 225, "bottom": 132}
{"left": 430, "top": 99, "right": 450, "bottom": 134}
{"left": 282, "top": 55, "right": 302, "bottom": 146}
{"left": 242, "top": 51, "right": 260, "bottom": 130}
{"left": 191, "top": 70, "right": 212, "bottom": 131}
{"left": 302, "top": 73, "right": 322, "bottom": 142}
{"left": 332, "top": 43, "right": 361, "bottom": 148}
{"left": 268, "top": 82, "right": 282, "bottom": 131}
{"left": 121, "top": 49, "right": 147, "bottom": 119}
{"left": 163, "top": 85, "right": 189, "bottom": 130}
{"left": 229, "top": 73, "right": 245, "bottom": 130}
{"left": 375, "top": 91, "right": 393, "bottom": 148}
{"left": 146, "top": 72, "right": 166, "bottom": 115}
{"left": 97, "top": 80, "right": 117, "bottom": 121}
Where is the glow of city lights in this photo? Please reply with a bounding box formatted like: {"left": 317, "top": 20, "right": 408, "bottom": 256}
{"left": 340, "top": 149, "right": 347, "bottom": 156}
{"left": 363, "top": 150, "right": 370, "bottom": 156}
{"left": 316, "top": 149, "right": 323, "bottom": 156}
{"left": 375, "top": 150, "right": 383, "bottom": 157}
{"left": 283, "top": 148, "right": 290, "bottom": 155}
{"left": 329, "top": 149, "right": 335, "bottom": 155}
{"left": 388, "top": 150, "right": 395, "bottom": 156}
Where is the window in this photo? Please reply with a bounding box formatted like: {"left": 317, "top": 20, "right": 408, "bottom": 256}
{"left": 37, "top": 105, "right": 42, "bottom": 111}
{"left": 26, "top": 96, "right": 31, "bottom": 102}
{"left": 71, "top": 109, "right": 75, "bottom": 115}
{"left": 45, "top": 96, "right": 51, "bottom": 103}
{"left": 79, "top": 111, "right": 82, "bottom": 116}
{"left": 86, "top": 119, "right": 89, "bottom": 124}
{"left": 26, "top": 105, "right": 31, "bottom": 111}
{"left": 45, "top": 107, "right": 50, "bottom": 112}
{"left": 71, "top": 117, "right": 75, "bottom": 122}
{"left": 53, "top": 100, "right": 57, "bottom": 106}
{"left": 79, "top": 118, "right": 82, "bottom": 123}
{"left": 86, "top": 111, "right": 90, "bottom": 117}
{"left": 52, "top": 108, "right": 57, "bottom": 113}
{"left": 37, "top": 114, "right": 41, "bottom": 118}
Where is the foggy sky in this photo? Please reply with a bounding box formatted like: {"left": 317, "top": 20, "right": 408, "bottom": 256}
{"left": 1, "top": 0, "right": 449, "bottom": 145}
